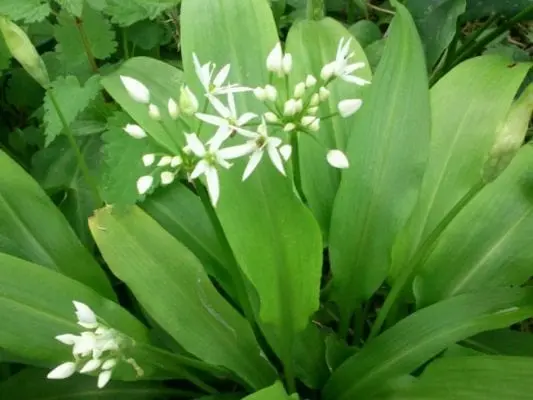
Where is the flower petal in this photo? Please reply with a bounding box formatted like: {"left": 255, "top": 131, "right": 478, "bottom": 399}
{"left": 237, "top": 112, "right": 257, "bottom": 126}
{"left": 208, "top": 125, "right": 231, "bottom": 151}
{"left": 242, "top": 150, "right": 264, "bottom": 181}
{"left": 208, "top": 94, "right": 231, "bottom": 119}
{"left": 279, "top": 144, "right": 292, "bottom": 161}
{"left": 218, "top": 142, "right": 256, "bottom": 159}
{"left": 73, "top": 301, "right": 97, "bottom": 327}
{"left": 47, "top": 362, "right": 77, "bottom": 380}
{"left": 205, "top": 167, "right": 220, "bottom": 206}
{"left": 55, "top": 334, "right": 79, "bottom": 345}
{"left": 267, "top": 145, "right": 285, "bottom": 176}
{"left": 341, "top": 74, "right": 371, "bottom": 86}
{"left": 190, "top": 159, "right": 209, "bottom": 180}
{"left": 80, "top": 359, "right": 102, "bottom": 374}
{"left": 343, "top": 62, "right": 366, "bottom": 74}
{"left": 195, "top": 113, "right": 227, "bottom": 127}
{"left": 213, "top": 64, "right": 230, "bottom": 87}
{"left": 227, "top": 91, "right": 237, "bottom": 119}
{"left": 185, "top": 133, "right": 206, "bottom": 157}
{"left": 97, "top": 370, "right": 113, "bottom": 389}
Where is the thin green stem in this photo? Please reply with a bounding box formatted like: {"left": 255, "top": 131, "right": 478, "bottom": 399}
{"left": 122, "top": 28, "right": 130, "bottom": 59}
{"left": 307, "top": 0, "right": 325, "bottom": 20}
{"left": 47, "top": 91, "right": 102, "bottom": 206}
{"left": 368, "top": 180, "right": 486, "bottom": 341}
{"left": 352, "top": 303, "right": 366, "bottom": 345}
{"left": 74, "top": 17, "right": 99, "bottom": 73}
{"left": 290, "top": 132, "right": 307, "bottom": 203}
{"left": 283, "top": 350, "right": 296, "bottom": 394}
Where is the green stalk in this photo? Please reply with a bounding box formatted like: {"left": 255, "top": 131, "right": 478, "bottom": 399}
{"left": 47, "top": 91, "right": 102, "bottom": 206}
{"left": 74, "top": 17, "right": 99, "bottom": 73}
{"left": 368, "top": 180, "right": 486, "bottom": 341}
{"left": 307, "top": 0, "right": 325, "bottom": 20}
{"left": 122, "top": 28, "right": 130, "bottom": 59}
{"left": 291, "top": 132, "right": 307, "bottom": 203}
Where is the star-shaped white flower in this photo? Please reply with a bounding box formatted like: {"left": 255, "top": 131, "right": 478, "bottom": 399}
{"left": 321, "top": 38, "right": 370, "bottom": 86}
{"left": 193, "top": 53, "right": 250, "bottom": 95}
{"left": 187, "top": 127, "right": 241, "bottom": 206}
{"left": 196, "top": 92, "right": 257, "bottom": 131}
{"left": 229, "top": 118, "right": 286, "bottom": 180}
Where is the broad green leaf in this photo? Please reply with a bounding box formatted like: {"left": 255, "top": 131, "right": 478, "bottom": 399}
{"left": 327, "top": 0, "right": 430, "bottom": 326}
{"left": 325, "top": 335, "right": 357, "bottom": 372}
{"left": 32, "top": 135, "right": 101, "bottom": 248}
{"left": 181, "top": 0, "right": 323, "bottom": 365}
{"left": 390, "top": 57, "right": 531, "bottom": 283}
{"left": 464, "top": 329, "right": 533, "bottom": 356}
{"left": 0, "top": 0, "right": 50, "bottom": 23}
{"left": 56, "top": 0, "right": 84, "bottom": 17}
{"left": 43, "top": 75, "right": 101, "bottom": 146}
{"left": 406, "top": 0, "right": 467, "bottom": 68}
{"left": 101, "top": 57, "right": 184, "bottom": 153}
{"left": 285, "top": 18, "right": 371, "bottom": 240}
{"left": 141, "top": 184, "right": 236, "bottom": 298}
{"left": 348, "top": 20, "right": 382, "bottom": 48}
{"left": 386, "top": 356, "right": 533, "bottom": 399}
{"left": 0, "top": 368, "right": 189, "bottom": 399}
{"left": 242, "top": 381, "right": 291, "bottom": 400}
{"left": 292, "top": 323, "right": 330, "bottom": 389}
{"left": 415, "top": 145, "right": 533, "bottom": 305}
{"left": 0, "top": 252, "right": 146, "bottom": 373}
{"left": 322, "top": 287, "right": 533, "bottom": 400}
{"left": 0, "top": 150, "right": 114, "bottom": 299}
{"left": 125, "top": 20, "right": 168, "bottom": 51}
{"left": 89, "top": 206, "right": 276, "bottom": 390}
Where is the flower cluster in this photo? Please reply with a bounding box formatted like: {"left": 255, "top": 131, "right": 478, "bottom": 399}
{"left": 120, "top": 38, "right": 369, "bottom": 206}
{"left": 47, "top": 301, "right": 142, "bottom": 389}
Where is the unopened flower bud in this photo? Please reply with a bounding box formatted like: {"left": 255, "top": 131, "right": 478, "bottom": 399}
{"left": 264, "top": 112, "right": 278, "bottom": 123}
{"left": 254, "top": 87, "right": 267, "bottom": 101}
{"left": 171, "top": 156, "right": 182, "bottom": 167}
{"left": 320, "top": 62, "right": 336, "bottom": 81}
{"left": 338, "top": 99, "right": 363, "bottom": 118}
{"left": 0, "top": 17, "right": 49, "bottom": 88}
{"left": 142, "top": 154, "right": 155, "bottom": 166}
{"left": 283, "top": 123, "right": 296, "bottom": 132}
{"left": 294, "top": 99, "right": 303, "bottom": 113}
{"left": 124, "top": 124, "right": 147, "bottom": 139}
{"left": 264, "top": 85, "right": 277, "bottom": 102}
{"left": 310, "top": 93, "right": 320, "bottom": 107}
{"left": 305, "top": 74, "right": 317, "bottom": 87}
{"left": 294, "top": 82, "right": 306, "bottom": 98}
{"left": 148, "top": 104, "right": 161, "bottom": 120}
{"left": 158, "top": 156, "right": 172, "bottom": 166}
{"left": 280, "top": 144, "right": 292, "bottom": 161}
{"left": 137, "top": 176, "right": 153, "bottom": 195}
{"left": 301, "top": 116, "right": 320, "bottom": 132}
{"left": 160, "top": 171, "right": 175, "bottom": 185}
{"left": 284, "top": 99, "right": 298, "bottom": 116}
{"left": 267, "top": 43, "right": 284, "bottom": 74}
{"left": 282, "top": 53, "right": 293, "bottom": 74}
{"left": 327, "top": 149, "right": 349, "bottom": 169}
{"left": 179, "top": 86, "right": 199, "bottom": 115}
{"left": 319, "top": 87, "right": 330, "bottom": 101}
{"left": 168, "top": 98, "right": 179, "bottom": 119}
{"left": 47, "top": 362, "right": 77, "bottom": 380}
{"left": 308, "top": 106, "right": 319, "bottom": 115}
{"left": 120, "top": 76, "right": 150, "bottom": 104}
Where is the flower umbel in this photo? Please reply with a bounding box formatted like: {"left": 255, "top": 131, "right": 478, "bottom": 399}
{"left": 321, "top": 38, "right": 370, "bottom": 86}
{"left": 48, "top": 301, "right": 142, "bottom": 389}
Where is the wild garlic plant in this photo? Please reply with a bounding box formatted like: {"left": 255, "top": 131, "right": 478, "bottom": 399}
{"left": 121, "top": 38, "right": 369, "bottom": 206}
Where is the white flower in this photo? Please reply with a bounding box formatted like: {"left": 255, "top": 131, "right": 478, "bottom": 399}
{"left": 196, "top": 92, "right": 256, "bottom": 130}
{"left": 148, "top": 104, "right": 161, "bottom": 120}
{"left": 319, "top": 87, "right": 330, "bottom": 101}
{"left": 142, "top": 154, "right": 155, "bottom": 167}
{"left": 294, "top": 82, "right": 306, "bottom": 98}
{"left": 338, "top": 99, "right": 363, "bottom": 118}
{"left": 160, "top": 171, "right": 175, "bottom": 185}
{"left": 266, "top": 42, "right": 292, "bottom": 76}
{"left": 327, "top": 149, "right": 349, "bottom": 169}
{"left": 168, "top": 98, "right": 179, "bottom": 119}
{"left": 124, "top": 124, "right": 147, "bottom": 139}
{"left": 284, "top": 123, "right": 296, "bottom": 132}
{"left": 97, "top": 370, "right": 112, "bottom": 389}
{"left": 120, "top": 76, "right": 150, "bottom": 104}
{"left": 310, "top": 93, "right": 320, "bottom": 106}
{"left": 102, "top": 359, "right": 117, "bottom": 370}
{"left": 264, "top": 112, "right": 278, "bottom": 123}
{"left": 158, "top": 156, "right": 172, "bottom": 166}
{"left": 305, "top": 75, "right": 317, "bottom": 87}
{"left": 171, "top": 156, "right": 182, "bottom": 167}
{"left": 264, "top": 85, "right": 277, "bottom": 102}
{"left": 186, "top": 128, "right": 235, "bottom": 206}
{"left": 72, "top": 332, "right": 97, "bottom": 357}
{"left": 73, "top": 301, "right": 97, "bottom": 329}
{"left": 55, "top": 334, "right": 79, "bottom": 345}
{"left": 137, "top": 176, "right": 153, "bottom": 195}
{"left": 321, "top": 38, "right": 370, "bottom": 85}
{"left": 192, "top": 53, "right": 250, "bottom": 95}
{"left": 47, "top": 362, "right": 77, "bottom": 380}
{"left": 284, "top": 99, "right": 298, "bottom": 116}
{"left": 254, "top": 87, "right": 266, "bottom": 101}
{"left": 80, "top": 359, "right": 102, "bottom": 374}
{"left": 301, "top": 116, "right": 320, "bottom": 132}
{"left": 231, "top": 118, "right": 286, "bottom": 180}
{"left": 179, "top": 86, "right": 199, "bottom": 115}
{"left": 279, "top": 144, "right": 292, "bottom": 161}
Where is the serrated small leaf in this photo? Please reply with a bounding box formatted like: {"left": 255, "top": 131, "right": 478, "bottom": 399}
{"left": 0, "top": 0, "right": 51, "bottom": 23}
{"left": 55, "top": 0, "right": 84, "bottom": 17}
{"left": 103, "top": 0, "right": 174, "bottom": 26}
{"left": 54, "top": 7, "right": 116, "bottom": 65}
{"left": 43, "top": 75, "right": 101, "bottom": 146}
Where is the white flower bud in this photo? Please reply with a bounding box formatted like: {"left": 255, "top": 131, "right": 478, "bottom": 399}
{"left": 168, "top": 98, "right": 179, "bottom": 119}
{"left": 55, "top": 334, "right": 79, "bottom": 345}
{"left": 158, "top": 156, "right": 172, "bottom": 166}
{"left": 284, "top": 99, "right": 298, "bottom": 116}
{"left": 124, "top": 124, "right": 147, "bottom": 139}
{"left": 179, "top": 86, "right": 199, "bottom": 115}
{"left": 80, "top": 359, "right": 102, "bottom": 374}
{"left": 267, "top": 43, "right": 284, "bottom": 74}
{"left": 308, "top": 106, "right": 319, "bottom": 115}
{"left": 293, "top": 82, "right": 306, "bottom": 98}
{"left": 319, "top": 87, "right": 330, "bottom": 101}
{"left": 327, "top": 149, "right": 349, "bottom": 169}
{"left": 294, "top": 99, "right": 303, "bottom": 113}
{"left": 338, "top": 99, "right": 363, "bottom": 118}
{"left": 320, "top": 62, "right": 336, "bottom": 81}
{"left": 310, "top": 93, "right": 320, "bottom": 107}
{"left": 101, "top": 359, "right": 117, "bottom": 370}
{"left": 73, "top": 301, "right": 97, "bottom": 329}
{"left": 137, "top": 176, "right": 153, "bottom": 195}
{"left": 120, "top": 76, "right": 150, "bottom": 104}
{"left": 254, "top": 87, "right": 267, "bottom": 101}
{"left": 264, "top": 112, "right": 278, "bottom": 123}
{"left": 280, "top": 144, "right": 292, "bottom": 161}
{"left": 301, "top": 116, "right": 320, "bottom": 132}
{"left": 171, "top": 156, "right": 182, "bottom": 168}
{"left": 305, "top": 74, "right": 317, "bottom": 87}
{"left": 283, "top": 123, "right": 296, "bottom": 132}
{"left": 97, "top": 370, "right": 113, "bottom": 389}
{"left": 142, "top": 154, "right": 155, "bottom": 167}
{"left": 264, "top": 85, "right": 277, "bottom": 102}
{"left": 47, "top": 362, "right": 77, "bottom": 380}
{"left": 160, "top": 171, "right": 175, "bottom": 185}
{"left": 282, "top": 53, "right": 293, "bottom": 74}
{"left": 148, "top": 104, "right": 161, "bottom": 120}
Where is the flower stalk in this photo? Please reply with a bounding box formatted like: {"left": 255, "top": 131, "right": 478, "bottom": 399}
{"left": 307, "top": 0, "right": 325, "bottom": 20}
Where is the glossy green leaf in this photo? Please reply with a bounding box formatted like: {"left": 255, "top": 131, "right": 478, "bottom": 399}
{"left": 0, "top": 368, "right": 190, "bottom": 399}
{"left": 242, "top": 381, "right": 292, "bottom": 400}
{"left": 0, "top": 252, "right": 147, "bottom": 370}
{"left": 386, "top": 356, "right": 533, "bottom": 399}
{"left": 89, "top": 206, "right": 276, "bottom": 389}
{"left": 327, "top": 0, "right": 430, "bottom": 327}
{"left": 349, "top": 20, "right": 382, "bottom": 48}
{"left": 415, "top": 145, "right": 533, "bottom": 305}
{"left": 292, "top": 323, "right": 330, "bottom": 389}
{"left": 390, "top": 56, "right": 531, "bottom": 283}
{"left": 464, "top": 329, "right": 533, "bottom": 356}
{"left": 141, "top": 184, "right": 236, "bottom": 298}
{"left": 181, "top": 0, "right": 323, "bottom": 365}
{"left": 322, "top": 287, "right": 533, "bottom": 400}
{"left": 285, "top": 17, "right": 371, "bottom": 240}
{"left": 406, "top": 0, "right": 466, "bottom": 68}
{"left": 101, "top": 57, "right": 184, "bottom": 153}
{"left": 0, "top": 150, "right": 114, "bottom": 299}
